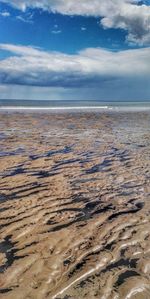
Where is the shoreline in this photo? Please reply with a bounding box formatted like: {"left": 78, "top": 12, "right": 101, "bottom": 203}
{"left": 0, "top": 106, "right": 150, "bottom": 112}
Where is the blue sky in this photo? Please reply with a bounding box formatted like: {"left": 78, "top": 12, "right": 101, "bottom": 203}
{"left": 0, "top": 0, "right": 150, "bottom": 101}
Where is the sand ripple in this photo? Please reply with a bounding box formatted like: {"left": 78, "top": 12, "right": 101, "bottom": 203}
{"left": 0, "top": 111, "right": 150, "bottom": 299}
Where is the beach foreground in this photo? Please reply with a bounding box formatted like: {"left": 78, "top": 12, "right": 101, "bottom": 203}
{"left": 0, "top": 111, "right": 150, "bottom": 299}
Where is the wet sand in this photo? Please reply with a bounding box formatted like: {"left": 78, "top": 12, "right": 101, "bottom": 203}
{"left": 0, "top": 111, "right": 150, "bottom": 299}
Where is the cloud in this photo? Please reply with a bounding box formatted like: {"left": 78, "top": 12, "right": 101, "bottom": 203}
{"left": 51, "top": 30, "right": 62, "bottom": 34}
{"left": 0, "top": 11, "right": 10, "bottom": 17}
{"left": 16, "top": 15, "right": 33, "bottom": 23}
{"left": 81, "top": 27, "right": 87, "bottom": 31}
{"left": 1, "top": 0, "right": 150, "bottom": 45}
{"left": 0, "top": 43, "right": 150, "bottom": 89}
{"left": 51, "top": 24, "right": 62, "bottom": 34}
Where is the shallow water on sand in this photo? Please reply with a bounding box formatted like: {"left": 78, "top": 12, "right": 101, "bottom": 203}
{"left": 0, "top": 111, "right": 150, "bottom": 299}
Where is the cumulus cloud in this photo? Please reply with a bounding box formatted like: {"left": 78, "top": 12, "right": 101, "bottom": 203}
{"left": 1, "top": 0, "right": 150, "bottom": 45}
{"left": 0, "top": 43, "right": 150, "bottom": 88}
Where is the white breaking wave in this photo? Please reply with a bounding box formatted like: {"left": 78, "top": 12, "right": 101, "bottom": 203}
{"left": 0, "top": 106, "right": 150, "bottom": 112}
{"left": 0, "top": 106, "right": 110, "bottom": 110}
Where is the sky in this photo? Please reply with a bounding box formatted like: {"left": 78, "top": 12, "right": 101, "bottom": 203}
{"left": 0, "top": 0, "right": 150, "bottom": 102}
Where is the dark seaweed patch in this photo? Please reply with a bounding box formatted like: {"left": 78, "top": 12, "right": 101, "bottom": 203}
{"left": 48, "top": 218, "right": 80, "bottom": 232}
{"left": 117, "top": 191, "right": 135, "bottom": 197}
{"left": 48, "top": 202, "right": 113, "bottom": 232}
{"left": 86, "top": 159, "right": 112, "bottom": 174}
{"left": 108, "top": 202, "right": 143, "bottom": 221}
{"left": 22, "top": 241, "right": 38, "bottom": 249}
{"left": 0, "top": 288, "right": 12, "bottom": 294}
{"left": 0, "top": 235, "right": 27, "bottom": 273}
{"left": 0, "top": 206, "right": 10, "bottom": 212}
{"left": 54, "top": 158, "right": 80, "bottom": 168}
{"left": 0, "top": 193, "right": 8, "bottom": 202}
{"left": 114, "top": 270, "right": 140, "bottom": 288}
{"left": 92, "top": 204, "right": 114, "bottom": 216}
{"left": 74, "top": 178, "right": 99, "bottom": 185}
{"left": 0, "top": 183, "right": 48, "bottom": 202}
{"left": 47, "top": 146, "right": 72, "bottom": 157}
{"left": 104, "top": 240, "right": 116, "bottom": 251}
{"left": 29, "top": 145, "right": 72, "bottom": 160}
{"left": 0, "top": 181, "right": 39, "bottom": 192}
{"left": 0, "top": 147, "right": 25, "bottom": 157}
{"left": 63, "top": 259, "right": 71, "bottom": 266}
{"left": 84, "top": 201, "right": 100, "bottom": 210}
{"left": 3, "top": 167, "right": 25, "bottom": 178}
{"left": 32, "top": 170, "right": 59, "bottom": 178}
{"left": 71, "top": 194, "right": 88, "bottom": 204}
{"left": 68, "top": 259, "right": 88, "bottom": 278}
{"left": 101, "top": 258, "right": 138, "bottom": 275}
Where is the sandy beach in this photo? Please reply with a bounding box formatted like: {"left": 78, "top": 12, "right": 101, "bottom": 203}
{"left": 0, "top": 111, "right": 150, "bottom": 299}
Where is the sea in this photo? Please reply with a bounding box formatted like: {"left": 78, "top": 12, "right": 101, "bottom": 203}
{"left": 0, "top": 99, "right": 150, "bottom": 111}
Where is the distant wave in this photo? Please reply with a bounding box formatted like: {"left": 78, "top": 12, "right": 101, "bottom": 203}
{"left": 0, "top": 106, "right": 110, "bottom": 110}
{"left": 0, "top": 105, "right": 150, "bottom": 112}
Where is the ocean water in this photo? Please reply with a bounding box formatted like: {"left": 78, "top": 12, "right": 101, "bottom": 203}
{"left": 0, "top": 99, "right": 150, "bottom": 111}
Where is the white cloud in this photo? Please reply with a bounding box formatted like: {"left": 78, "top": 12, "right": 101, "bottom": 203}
{"left": 0, "top": 43, "right": 150, "bottom": 88}
{"left": 81, "top": 27, "right": 87, "bottom": 31}
{"left": 1, "top": 0, "right": 150, "bottom": 45}
{"left": 16, "top": 15, "right": 33, "bottom": 23}
{"left": 51, "top": 30, "right": 62, "bottom": 34}
{"left": 0, "top": 11, "right": 10, "bottom": 17}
